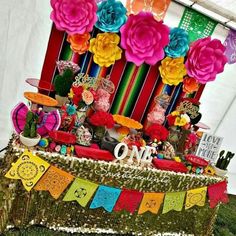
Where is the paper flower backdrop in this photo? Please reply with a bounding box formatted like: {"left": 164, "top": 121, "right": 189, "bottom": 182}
{"left": 186, "top": 37, "right": 228, "bottom": 84}
{"left": 67, "top": 33, "right": 91, "bottom": 54}
{"left": 96, "top": 0, "right": 127, "bottom": 32}
{"left": 165, "top": 28, "right": 189, "bottom": 58}
{"left": 50, "top": 0, "right": 97, "bottom": 34}
{"left": 120, "top": 12, "right": 170, "bottom": 66}
{"left": 159, "top": 57, "right": 187, "bottom": 86}
{"left": 89, "top": 33, "right": 122, "bottom": 67}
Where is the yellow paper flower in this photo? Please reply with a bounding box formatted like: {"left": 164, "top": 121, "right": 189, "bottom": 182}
{"left": 89, "top": 33, "right": 122, "bottom": 67}
{"left": 68, "top": 88, "right": 74, "bottom": 99}
{"left": 174, "top": 156, "right": 181, "bottom": 162}
{"left": 174, "top": 116, "right": 187, "bottom": 126}
{"left": 204, "top": 166, "right": 215, "bottom": 176}
{"left": 171, "top": 110, "right": 180, "bottom": 116}
{"left": 159, "top": 57, "right": 187, "bottom": 86}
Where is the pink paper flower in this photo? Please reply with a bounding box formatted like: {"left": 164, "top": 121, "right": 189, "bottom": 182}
{"left": 94, "top": 100, "right": 110, "bottom": 112}
{"left": 120, "top": 12, "right": 170, "bottom": 66}
{"left": 147, "top": 104, "right": 166, "bottom": 125}
{"left": 186, "top": 37, "right": 228, "bottom": 84}
{"left": 50, "top": 0, "right": 97, "bottom": 35}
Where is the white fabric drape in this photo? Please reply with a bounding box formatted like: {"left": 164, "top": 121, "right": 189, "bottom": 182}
{"left": 0, "top": 0, "right": 235, "bottom": 193}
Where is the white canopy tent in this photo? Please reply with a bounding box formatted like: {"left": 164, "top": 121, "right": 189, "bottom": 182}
{"left": 0, "top": 0, "right": 235, "bottom": 192}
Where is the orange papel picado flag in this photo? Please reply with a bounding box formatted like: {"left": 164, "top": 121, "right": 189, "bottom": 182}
{"left": 138, "top": 192, "right": 165, "bottom": 214}
{"left": 34, "top": 166, "right": 74, "bottom": 199}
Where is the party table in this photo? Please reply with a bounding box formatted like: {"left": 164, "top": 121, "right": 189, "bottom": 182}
{"left": 0, "top": 138, "right": 223, "bottom": 236}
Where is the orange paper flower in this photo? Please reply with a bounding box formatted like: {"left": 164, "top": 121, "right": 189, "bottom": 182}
{"left": 183, "top": 77, "right": 199, "bottom": 94}
{"left": 67, "top": 33, "right": 90, "bottom": 55}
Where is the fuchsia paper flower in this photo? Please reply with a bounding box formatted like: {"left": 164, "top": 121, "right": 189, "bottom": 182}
{"left": 50, "top": 0, "right": 97, "bottom": 34}
{"left": 120, "top": 12, "right": 170, "bottom": 66}
{"left": 186, "top": 37, "right": 228, "bottom": 84}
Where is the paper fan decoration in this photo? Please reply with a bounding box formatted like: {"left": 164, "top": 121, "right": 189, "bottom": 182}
{"left": 11, "top": 103, "right": 28, "bottom": 134}
{"left": 11, "top": 103, "right": 61, "bottom": 137}
{"left": 37, "top": 110, "right": 61, "bottom": 137}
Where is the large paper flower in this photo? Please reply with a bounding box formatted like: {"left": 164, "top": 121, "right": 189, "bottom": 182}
{"left": 67, "top": 33, "right": 90, "bottom": 54}
{"left": 89, "top": 33, "right": 122, "bottom": 67}
{"left": 186, "top": 37, "right": 228, "bottom": 84}
{"left": 159, "top": 57, "right": 187, "bottom": 86}
{"left": 50, "top": 0, "right": 97, "bottom": 34}
{"left": 96, "top": 0, "right": 127, "bottom": 32}
{"left": 120, "top": 12, "right": 170, "bottom": 66}
{"left": 165, "top": 28, "right": 189, "bottom": 58}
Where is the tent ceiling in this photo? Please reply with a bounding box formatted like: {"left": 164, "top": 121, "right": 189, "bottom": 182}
{"left": 175, "top": 0, "right": 236, "bottom": 29}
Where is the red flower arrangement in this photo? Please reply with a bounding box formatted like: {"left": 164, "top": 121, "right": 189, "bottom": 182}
{"left": 145, "top": 124, "right": 169, "bottom": 141}
{"left": 71, "top": 85, "right": 96, "bottom": 108}
{"left": 89, "top": 111, "right": 115, "bottom": 129}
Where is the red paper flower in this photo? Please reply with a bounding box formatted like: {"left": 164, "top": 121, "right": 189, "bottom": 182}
{"left": 72, "top": 85, "right": 84, "bottom": 96}
{"left": 145, "top": 124, "right": 169, "bottom": 141}
{"left": 166, "top": 114, "right": 176, "bottom": 126}
{"left": 89, "top": 111, "right": 115, "bottom": 129}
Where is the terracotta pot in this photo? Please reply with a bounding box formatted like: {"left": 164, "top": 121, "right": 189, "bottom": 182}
{"left": 55, "top": 95, "right": 68, "bottom": 107}
{"left": 213, "top": 165, "right": 228, "bottom": 177}
{"left": 20, "top": 132, "right": 41, "bottom": 147}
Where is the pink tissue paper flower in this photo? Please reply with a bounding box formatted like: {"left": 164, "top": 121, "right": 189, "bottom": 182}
{"left": 147, "top": 104, "right": 166, "bottom": 125}
{"left": 186, "top": 37, "right": 228, "bottom": 84}
{"left": 120, "top": 12, "right": 170, "bottom": 66}
{"left": 50, "top": 0, "right": 97, "bottom": 35}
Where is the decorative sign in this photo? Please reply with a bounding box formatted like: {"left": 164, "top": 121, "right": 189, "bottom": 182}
{"left": 73, "top": 73, "right": 100, "bottom": 89}
{"left": 176, "top": 100, "right": 199, "bottom": 119}
{"left": 114, "top": 142, "right": 155, "bottom": 164}
{"left": 196, "top": 133, "right": 223, "bottom": 163}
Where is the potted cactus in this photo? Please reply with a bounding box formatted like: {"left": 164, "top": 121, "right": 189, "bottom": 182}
{"left": 20, "top": 111, "right": 41, "bottom": 147}
{"left": 54, "top": 68, "right": 74, "bottom": 106}
{"left": 213, "top": 150, "right": 235, "bottom": 176}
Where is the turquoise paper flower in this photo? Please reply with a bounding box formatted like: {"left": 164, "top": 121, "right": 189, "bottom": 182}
{"left": 95, "top": 0, "right": 127, "bottom": 33}
{"left": 165, "top": 28, "right": 189, "bottom": 58}
{"left": 66, "top": 105, "right": 76, "bottom": 116}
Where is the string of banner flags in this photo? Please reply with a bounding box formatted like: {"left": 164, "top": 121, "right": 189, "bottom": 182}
{"left": 5, "top": 150, "right": 229, "bottom": 215}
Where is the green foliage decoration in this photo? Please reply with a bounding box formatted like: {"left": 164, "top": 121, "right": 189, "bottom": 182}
{"left": 54, "top": 69, "right": 74, "bottom": 97}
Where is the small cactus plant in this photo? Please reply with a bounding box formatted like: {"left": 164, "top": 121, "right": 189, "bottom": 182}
{"left": 216, "top": 150, "right": 235, "bottom": 170}
{"left": 23, "top": 111, "right": 39, "bottom": 138}
{"left": 54, "top": 68, "right": 74, "bottom": 97}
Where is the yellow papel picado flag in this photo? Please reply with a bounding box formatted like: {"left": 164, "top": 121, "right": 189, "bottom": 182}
{"left": 5, "top": 150, "right": 50, "bottom": 191}
{"left": 185, "top": 187, "right": 207, "bottom": 209}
